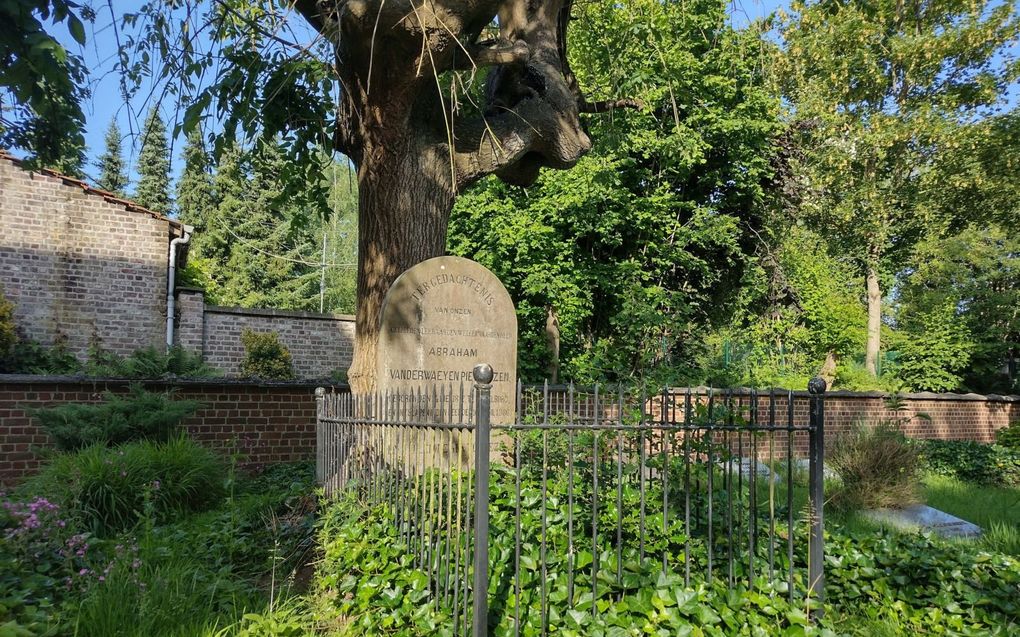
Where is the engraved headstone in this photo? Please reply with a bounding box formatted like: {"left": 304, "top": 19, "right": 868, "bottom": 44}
{"left": 377, "top": 256, "right": 518, "bottom": 424}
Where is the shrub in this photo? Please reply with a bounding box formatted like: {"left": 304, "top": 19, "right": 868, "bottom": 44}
{"left": 84, "top": 345, "right": 220, "bottom": 379}
{"left": 25, "top": 435, "right": 226, "bottom": 534}
{"left": 827, "top": 422, "right": 921, "bottom": 511}
{"left": 240, "top": 330, "right": 294, "bottom": 380}
{"left": 30, "top": 384, "right": 200, "bottom": 451}
{"left": 996, "top": 421, "right": 1020, "bottom": 449}
{"left": 0, "top": 285, "right": 15, "bottom": 363}
{"left": 918, "top": 439, "right": 1020, "bottom": 487}
{"left": 1, "top": 337, "right": 80, "bottom": 375}
{"left": 0, "top": 495, "right": 91, "bottom": 633}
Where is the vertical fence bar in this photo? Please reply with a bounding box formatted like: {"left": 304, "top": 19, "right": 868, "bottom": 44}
{"left": 807, "top": 377, "right": 827, "bottom": 617}
{"left": 472, "top": 364, "right": 493, "bottom": 637}
{"left": 315, "top": 388, "right": 325, "bottom": 485}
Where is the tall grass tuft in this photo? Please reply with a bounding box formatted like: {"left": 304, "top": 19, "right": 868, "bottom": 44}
{"left": 828, "top": 421, "right": 921, "bottom": 512}
{"left": 24, "top": 435, "right": 226, "bottom": 534}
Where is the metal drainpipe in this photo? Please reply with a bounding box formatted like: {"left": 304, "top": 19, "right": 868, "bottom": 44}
{"left": 166, "top": 225, "right": 194, "bottom": 350}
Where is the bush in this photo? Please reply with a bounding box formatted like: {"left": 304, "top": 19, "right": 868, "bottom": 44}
{"left": 84, "top": 345, "right": 220, "bottom": 379}
{"left": 828, "top": 422, "right": 921, "bottom": 511}
{"left": 1, "top": 337, "right": 80, "bottom": 375}
{"left": 918, "top": 439, "right": 1020, "bottom": 487}
{"left": 24, "top": 435, "right": 226, "bottom": 534}
{"left": 0, "top": 495, "right": 91, "bottom": 633}
{"left": 240, "top": 330, "right": 294, "bottom": 380}
{"left": 996, "top": 421, "right": 1020, "bottom": 449}
{"left": 0, "top": 286, "right": 15, "bottom": 363}
{"left": 30, "top": 384, "right": 201, "bottom": 451}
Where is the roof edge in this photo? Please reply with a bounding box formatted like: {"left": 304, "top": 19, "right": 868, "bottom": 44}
{"left": 0, "top": 149, "right": 182, "bottom": 227}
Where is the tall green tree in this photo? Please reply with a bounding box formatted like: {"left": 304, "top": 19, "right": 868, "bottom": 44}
{"left": 780, "top": 0, "right": 1020, "bottom": 377}
{"left": 450, "top": 0, "right": 781, "bottom": 383}
{"left": 176, "top": 130, "right": 215, "bottom": 231}
{"left": 896, "top": 225, "right": 1019, "bottom": 393}
{"left": 0, "top": 0, "right": 90, "bottom": 174}
{"left": 96, "top": 119, "right": 128, "bottom": 196}
{"left": 134, "top": 109, "right": 172, "bottom": 213}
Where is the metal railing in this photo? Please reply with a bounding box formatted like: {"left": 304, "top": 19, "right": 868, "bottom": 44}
{"left": 316, "top": 365, "right": 827, "bottom": 636}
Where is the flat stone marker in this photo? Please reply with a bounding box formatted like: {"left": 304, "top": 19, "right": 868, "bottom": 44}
{"left": 377, "top": 256, "right": 518, "bottom": 424}
{"left": 863, "top": 504, "right": 983, "bottom": 539}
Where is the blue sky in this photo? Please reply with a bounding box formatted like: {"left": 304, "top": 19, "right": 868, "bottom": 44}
{"left": 48, "top": 0, "right": 1016, "bottom": 188}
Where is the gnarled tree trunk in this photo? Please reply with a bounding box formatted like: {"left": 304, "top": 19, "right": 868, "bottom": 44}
{"left": 293, "top": 0, "right": 638, "bottom": 392}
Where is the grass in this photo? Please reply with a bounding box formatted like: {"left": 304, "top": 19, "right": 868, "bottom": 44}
{"left": 922, "top": 473, "right": 1020, "bottom": 555}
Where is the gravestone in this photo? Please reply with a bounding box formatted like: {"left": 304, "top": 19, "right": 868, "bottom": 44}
{"left": 377, "top": 256, "right": 518, "bottom": 424}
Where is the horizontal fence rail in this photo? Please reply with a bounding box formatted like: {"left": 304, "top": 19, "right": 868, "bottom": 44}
{"left": 316, "top": 370, "right": 827, "bottom": 636}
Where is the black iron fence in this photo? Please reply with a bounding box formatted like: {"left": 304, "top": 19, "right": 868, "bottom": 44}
{"left": 316, "top": 365, "right": 827, "bottom": 636}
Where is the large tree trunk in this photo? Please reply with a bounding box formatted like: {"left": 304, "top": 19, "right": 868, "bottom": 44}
{"left": 348, "top": 140, "right": 456, "bottom": 393}
{"left": 291, "top": 0, "right": 638, "bottom": 392}
{"left": 865, "top": 264, "right": 882, "bottom": 377}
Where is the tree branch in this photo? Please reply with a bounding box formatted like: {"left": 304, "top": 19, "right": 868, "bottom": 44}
{"left": 578, "top": 97, "right": 643, "bottom": 113}
{"left": 449, "top": 38, "right": 530, "bottom": 70}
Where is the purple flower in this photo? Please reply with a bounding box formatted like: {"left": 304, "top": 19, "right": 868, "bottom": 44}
{"left": 152, "top": 480, "right": 161, "bottom": 491}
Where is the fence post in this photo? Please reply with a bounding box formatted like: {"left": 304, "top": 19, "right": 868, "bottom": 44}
{"left": 807, "top": 376, "right": 827, "bottom": 617}
{"left": 472, "top": 363, "right": 493, "bottom": 637}
{"left": 315, "top": 387, "right": 325, "bottom": 487}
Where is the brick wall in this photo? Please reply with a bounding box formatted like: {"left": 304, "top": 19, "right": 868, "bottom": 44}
{"left": 0, "top": 154, "right": 180, "bottom": 359}
{"left": 540, "top": 388, "right": 1020, "bottom": 458}
{"left": 174, "top": 289, "right": 355, "bottom": 379}
{"left": 3, "top": 378, "right": 1017, "bottom": 484}
{"left": 0, "top": 377, "right": 344, "bottom": 484}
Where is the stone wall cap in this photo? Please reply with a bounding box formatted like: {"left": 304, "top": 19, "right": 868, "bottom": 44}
{"left": 0, "top": 373, "right": 351, "bottom": 389}
{"left": 529, "top": 384, "right": 1020, "bottom": 402}
{"left": 205, "top": 304, "right": 355, "bottom": 321}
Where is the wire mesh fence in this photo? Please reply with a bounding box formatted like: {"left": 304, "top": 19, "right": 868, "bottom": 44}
{"left": 316, "top": 367, "right": 827, "bottom": 637}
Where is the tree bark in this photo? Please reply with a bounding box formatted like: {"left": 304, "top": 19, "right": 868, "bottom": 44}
{"left": 865, "top": 264, "right": 882, "bottom": 377}
{"left": 348, "top": 140, "right": 456, "bottom": 392}
{"left": 290, "top": 0, "right": 639, "bottom": 392}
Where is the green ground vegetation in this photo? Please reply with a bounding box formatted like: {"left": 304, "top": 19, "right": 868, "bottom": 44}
{"left": 3, "top": 438, "right": 1018, "bottom": 636}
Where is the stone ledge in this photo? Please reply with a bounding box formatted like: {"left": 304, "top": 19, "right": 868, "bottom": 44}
{"left": 0, "top": 374, "right": 351, "bottom": 390}
{"left": 205, "top": 304, "right": 355, "bottom": 322}
{"left": 531, "top": 385, "right": 1020, "bottom": 402}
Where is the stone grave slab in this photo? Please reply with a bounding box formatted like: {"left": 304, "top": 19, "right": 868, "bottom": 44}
{"left": 863, "top": 504, "right": 983, "bottom": 539}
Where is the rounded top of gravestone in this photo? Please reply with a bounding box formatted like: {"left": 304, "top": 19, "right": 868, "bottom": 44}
{"left": 377, "top": 255, "right": 519, "bottom": 424}
{"left": 473, "top": 363, "right": 494, "bottom": 385}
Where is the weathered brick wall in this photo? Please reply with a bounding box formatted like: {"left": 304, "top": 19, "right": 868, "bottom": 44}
{"left": 3, "top": 378, "right": 1017, "bottom": 484}
{"left": 175, "top": 297, "right": 355, "bottom": 379}
{"left": 0, "top": 155, "right": 178, "bottom": 359}
{"left": 542, "top": 388, "right": 1020, "bottom": 458}
{"left": 175, "top": 288, "right": 205, "bottom": 354}
{"left": 0, "top": 377, "right": 342, "bottom": 484}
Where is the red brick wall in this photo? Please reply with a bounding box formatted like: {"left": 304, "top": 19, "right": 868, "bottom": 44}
{"left": 0, "top": 377, "right": 343, "bottom": 485}
{"left": 537, "top": 388, "right": 1020, "bottom": 458}
{"left": 2, "top": 379, "right": 1017, "bottom": 485}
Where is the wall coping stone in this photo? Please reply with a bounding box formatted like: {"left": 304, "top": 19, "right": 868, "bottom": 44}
{"left": 0, "top": 374, "right": 351, "bottom": 390}
{"left": 204, "top": 304, "right": 356, "bottom": 322}
{"left": 1, "top": 375, "right": 1013, "bottom": 401}
{"left": 526, "top": 385, "right": 1020, "bottom": 402}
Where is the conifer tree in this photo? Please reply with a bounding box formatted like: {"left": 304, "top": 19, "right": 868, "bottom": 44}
{"left": 134, "top": 109, "right": 172, "bottom": 213}
{"left": 96, "top": 119, "right": 128, "bottom": 196}
{"left": 176, "top": 130, "right": 214, "bottom": 234}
